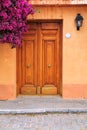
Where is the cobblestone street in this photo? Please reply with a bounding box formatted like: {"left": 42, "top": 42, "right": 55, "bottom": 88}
{"left": 0, "top": 113, "right": 87, "bottom": 130}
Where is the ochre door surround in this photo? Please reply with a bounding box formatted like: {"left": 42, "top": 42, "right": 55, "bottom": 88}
{"left": 17, "top": 22, "right": 62, "bottom": 95}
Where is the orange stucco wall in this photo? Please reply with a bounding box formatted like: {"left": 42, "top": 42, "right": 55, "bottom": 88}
{"left": 0, "top": 44, "right": 16, "bottom": 100}
{"left": 62, "top": 6, "right": 87, "bottom": 98}
{"left": 63, "top": 6, "right": 87, "bottom": 84}
{"left": 0, "top": 5, "right": 87, "bottom": 99}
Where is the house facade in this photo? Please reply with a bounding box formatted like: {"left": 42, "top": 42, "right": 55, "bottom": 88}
{"left": 0, "top": 0, "right": 87, "bottom": 100}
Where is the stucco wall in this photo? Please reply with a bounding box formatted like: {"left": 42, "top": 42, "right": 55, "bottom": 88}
{"left": 0, "top": 44, "right": 16, "bottom": 100}
{"left": 62, "top": 6, "right": 87, "bottom": 98}
{"left": 63, "top": 6, "right": 87, "bottom": 84}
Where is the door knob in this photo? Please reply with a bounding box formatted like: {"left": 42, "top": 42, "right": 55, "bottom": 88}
{"left": 48, "top": 64, "right": 51, "bottom": 68}
{"left": 27, "top": 64, "right": 31, "bottom": 68}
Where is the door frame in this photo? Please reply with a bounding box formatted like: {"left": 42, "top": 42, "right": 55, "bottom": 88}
{"left": 16, "top": 20, "right": 62, "bottom": 96}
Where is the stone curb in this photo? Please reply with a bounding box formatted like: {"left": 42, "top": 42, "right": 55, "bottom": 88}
{"left": 0, "top": 108, "right": 87, "bottom": 114}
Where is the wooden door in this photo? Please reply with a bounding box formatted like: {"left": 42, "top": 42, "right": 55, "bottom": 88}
{"left": 40, "top": 23, "right": 60, "bottom": 94}
{"left": 18, "top": 22, "right": 61, "bottom": 95}
{"left": 21, "top": 23, "right": 38, "bottom": 94}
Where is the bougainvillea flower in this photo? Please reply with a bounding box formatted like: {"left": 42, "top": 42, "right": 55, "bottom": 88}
{"left": 0, "top": 0, "right": 34, "bottom": 47}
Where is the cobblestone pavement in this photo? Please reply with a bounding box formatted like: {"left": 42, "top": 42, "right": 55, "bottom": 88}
{"left": 0, "top": 113, "right": 87, "bottom": 130}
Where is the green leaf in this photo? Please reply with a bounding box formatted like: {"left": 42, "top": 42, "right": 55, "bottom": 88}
{"left": 0, "top": 34, "right": 3, "bottom": 39}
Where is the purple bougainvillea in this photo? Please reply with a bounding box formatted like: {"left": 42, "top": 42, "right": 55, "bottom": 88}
{"left": 0, "top": 0, "right": 34, "bottom": 47}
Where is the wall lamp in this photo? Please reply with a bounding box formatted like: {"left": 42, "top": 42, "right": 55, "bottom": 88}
{"left": 75, "top": 13, "right": 83, "bottom": 30}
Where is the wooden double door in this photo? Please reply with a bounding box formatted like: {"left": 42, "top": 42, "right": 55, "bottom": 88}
{"left": 18, "top": 22, "right": 61, "bottom": 95}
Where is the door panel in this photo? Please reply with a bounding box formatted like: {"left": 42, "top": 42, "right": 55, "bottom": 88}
{"left": 19, "top": 22, "right": 61, "bottom": 95}
{"left": 43, "top": 40, "right": 55, "bottom": 85}
{"left": 25, "top": 40, "right": 35, "bottom": 84}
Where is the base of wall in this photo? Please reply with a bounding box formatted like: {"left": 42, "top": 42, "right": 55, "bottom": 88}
{"left": 62, "top": 84, "right": 87, "bottom": 99}
{"left": 1, "top": 84, "right": 87, "bottom": 100}
{"left": 0, "top": 84, "right": 16, "bottom": 100}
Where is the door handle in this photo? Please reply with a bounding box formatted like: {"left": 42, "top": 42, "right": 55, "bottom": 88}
{"left": 27, "top": 64, "right": 31, "bottom": 68}
{"left": 48, "top": 64, "right": 51, "bottom": 68}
